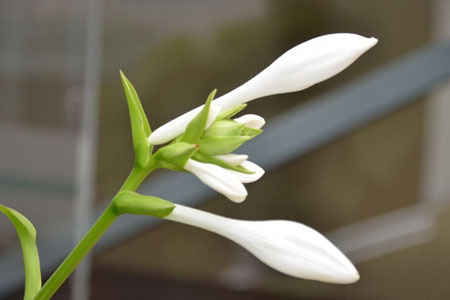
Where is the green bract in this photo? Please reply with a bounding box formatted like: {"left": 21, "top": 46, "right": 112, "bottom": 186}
{"left": 242, "top": 126, "right": 262, "bottom": 138}
{"left": 113, "top": 191, "right": 175, "bottom": 218}
{"left": 192, "top": 152, "right": 253, "bottom": 174}
{"left": 216, "top": 104, "right": 247, "bottom": 120}
{"left": 182, "top": 89, "right": 216, "bottom": 143}
{"left": 155, "top": 142, "right": 198, "bottom": 169}
{"left": 120, "top": 71, "right": 152, "bottom": 167}
{"left": 0, "top": 204, "right": 41, "bottom": 300}
{"left": 197, "top": 135, "right": 251, "bottom": 155}
{"left": 203, "top": 120, "right": 245, "bottom": 137}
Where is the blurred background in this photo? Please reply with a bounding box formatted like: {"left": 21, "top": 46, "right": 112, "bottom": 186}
{"left": 1, "top": 0, "right": 450, "bottom": 299}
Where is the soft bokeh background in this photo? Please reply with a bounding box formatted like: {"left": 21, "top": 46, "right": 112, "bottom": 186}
{"left": 1, "top": 0, "right": 450, "bottom": 299}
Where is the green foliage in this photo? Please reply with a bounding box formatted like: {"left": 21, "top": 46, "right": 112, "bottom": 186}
{"left": 113, "top": 191, "right": 175, "bottom": 218}
{"left": 0, "top": 204, "right": 41, "bottom": 300}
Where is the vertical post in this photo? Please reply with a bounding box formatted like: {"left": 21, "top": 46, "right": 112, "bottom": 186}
{"left": 0, "top": 0, "right": 26, "bottom": 125}
{"left": 71, "top": 0, "right": 104, "bottom": 299}
{"left": 420, "top": 0, "right": 450, "bottom": 205}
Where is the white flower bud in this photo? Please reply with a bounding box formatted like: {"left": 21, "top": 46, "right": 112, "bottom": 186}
{"left": 148, "top": 33, "right": 377, "bottom": 145}
{"left": 184, "top": 159, "right": 247, "bottom": 203}
{"left": 165, "top": 205, "right": 359, "bottom": 284}
{"left": 234, "top": 114, "right": 265, "bottom": 129}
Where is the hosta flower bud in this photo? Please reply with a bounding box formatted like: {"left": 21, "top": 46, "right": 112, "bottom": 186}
{"left": 184, "top": 159, "right": 248, "bottom": 202}
{"left": 148, "top": 33, "right": 377, "bottom": 145}
{"left": 165, "top": 204, "right": 359, "bottom": 284}
{"left": 226, "top": 160, "right": 264, "bottom": 184}
{"left": 184, "top": 158, "right": 265, "bottom": 202}
{"left": 234, "top": 114, "right": 265, "bottom": 129}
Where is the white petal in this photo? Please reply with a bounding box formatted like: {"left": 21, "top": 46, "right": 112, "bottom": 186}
{"left": 228, "top": 161, "right": 265, "bottom": 183}
{"left": 184, "top": 159, "right": 247, "bottom": 203}
{"left": 149, "top": 33, "right": 377, "bottom": 144}
{"left": 213, "top": 154, "right": 249, "bottom": 166}
{"left": 234, "top": 114, "right": 265, "bottom": 129}
{"left": 166, "top": 205, "right": 359, "bottom": 284}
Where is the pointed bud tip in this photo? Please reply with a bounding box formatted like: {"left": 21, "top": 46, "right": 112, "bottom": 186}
{"left": 229, "top": 193, "right": 247, "bottom": 203}
{"left": 331, "top": 258, "right": 360, "bottom": 284}
{"left": 365, "top": 36, "right": 378, "bottom": 50}
{"left": 336, "top": 268, "right": 360, "bottom": 284}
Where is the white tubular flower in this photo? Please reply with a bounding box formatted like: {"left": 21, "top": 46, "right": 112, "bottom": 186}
{"left": 213, "top": 154, "right": 249, "bottom": 166}
{"left": 165, "top": 204, "right": 359, "bottom": 284}
{"left": 234, "top": 114, "right": 265, "bottom": 129}
{"left": 148, "top": 33, "right": 377, "bottom": 145}
{"left": 184, "top": 159, "right": 247, "bottom": 203}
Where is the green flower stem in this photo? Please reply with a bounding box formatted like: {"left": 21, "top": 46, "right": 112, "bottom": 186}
{"left": 33, "top": 159, "right": 158, "bottom": 300}
{"left": 120, "top": 164, "right": 154, "bottom": 192}
{"left": 33, "top": 203, "right": 117, "bottom": 300}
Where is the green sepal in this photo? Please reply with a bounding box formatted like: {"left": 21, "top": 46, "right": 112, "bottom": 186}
{"left": 217, "top": 104, "right": 247, "bottom": 120}
{"left": 242, "top": 127, "right": 263, "bottom": 138}
{"left": 155, "top": 142, "right": 198, "bottom": 168}
{"left": 198, "top": 135, "right": 251, "bottom": 155}
{"left": 120, "top": 71, "right": 152, "bottom": 167}
{"left": 182, "top": 89, "right": 217, "bottom": 143}
{"left": 0, "top": 204, "right": 41, "bottom": 300}
{"left": 192, "top": 152, "right": 253, "bottom": 174}
{"left": 203, "top": 120, "right": 244, "bottom": 138}
{"left": 113, "top": 191, "right": 175, "bottom": 218}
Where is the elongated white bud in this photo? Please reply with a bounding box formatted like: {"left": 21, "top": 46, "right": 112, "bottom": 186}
{"left": 149, "top": 33, "right": 377, "bottom": 144}
{"left": 234, "top": 114, "right": 265, "bottom": 129}
{"left": 165, "top": 205, "right": 359, "bottom": 284}
{"left": 184, "top": 159, "right": 247, "bottom": 203}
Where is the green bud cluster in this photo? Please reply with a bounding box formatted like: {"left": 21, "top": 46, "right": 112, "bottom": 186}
{"left": 118, "top": 72, "right": 261, "bottom": 217}
{"left": 154, "top": 90, "right": 261, "bottom": 174}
